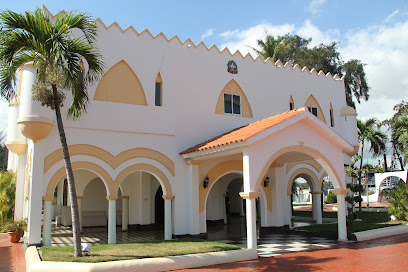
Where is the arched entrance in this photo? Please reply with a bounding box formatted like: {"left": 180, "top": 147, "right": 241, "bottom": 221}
{"left": 205, "top": 172, "right": 265, "bottom": 241}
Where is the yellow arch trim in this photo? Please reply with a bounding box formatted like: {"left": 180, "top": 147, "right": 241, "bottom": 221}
{"left": 304, "top": 94, "right": 326, "bottom": 124}
{"left": 93, "top": 60, "right": 147, "bottom": 105}
{"left": 215, "top": 79, "right": 253, "bottom": 118}
{"left": 286, "top": 160, "right": 323, "bottom": 175}
{"left": 44, "top": 145, "right": 175, "bottom": 176}
{"left": 45, "top": 161, "right": 113, "bottom": 198}
{"left": 200, "top": 160, "right": 243, "bottom": 213}
{"left": 286, "top": 168, "right": 321, "bottom": 195}
{"left": 320, "top": 171, "right": 328, "bottom": 190}
{"left": 112, "top": 164, "right": 173, "bottom": 197}
{"left": 254, "top": 145, "right": 344, "bottom": 193}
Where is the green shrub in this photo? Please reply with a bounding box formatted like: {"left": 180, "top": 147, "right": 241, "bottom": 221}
{"left": 384, "top": 181, "right": 408, "bottom": 221}
{"left": 325, "top": 191, "right": 337, "bottom": 204}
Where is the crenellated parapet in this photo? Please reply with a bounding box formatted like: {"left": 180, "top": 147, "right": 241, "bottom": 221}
{"left": 41, "top": 5, "right": 343, "bottom": 82}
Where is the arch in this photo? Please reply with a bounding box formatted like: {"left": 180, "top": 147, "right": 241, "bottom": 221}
{"left": 44, "top": 145, "right": 175, "bottom": 176}
{"left": 93, "top": 60, "right": 147, "bottom": 105}
{"left": 214, "top": 79, "right": 253, "bottom": 118}
{"left": 254, "top": 145, "right": 344, "bottom": 193}
{"left": 45, "top": 161, "right": 112, "bottom": 198}
{"left": 286, "top": 168, "right": 320, "bottom": 195}
{"left": 285, "top": 160, "right": 323, "bottom": 175}
{"left": 200, "top": 160, "right": 243, "bottom": 213}
{"left": 320, "top": 171, "right": 328, "bottom": 190}
{"left": 303, "top": 94, "right": 326, "bottom": 123}
{"left": 112, "top": 163, "right": 173, "bottom": 197}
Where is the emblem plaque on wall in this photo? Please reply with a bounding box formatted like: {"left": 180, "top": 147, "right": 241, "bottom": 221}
{"left": 227, "top": 60, "right": 238, "bottom": 74}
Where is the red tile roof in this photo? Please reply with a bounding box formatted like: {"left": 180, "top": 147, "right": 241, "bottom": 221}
{"left": 180, "top": 107, "right": 306, "bottom": 155}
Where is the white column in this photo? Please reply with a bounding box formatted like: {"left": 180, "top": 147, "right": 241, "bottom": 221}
{"left": 313, "top": 192, "right": 322, "bottom": 224}
{"left": 121, "top": 196, "right": 129, "bottom": 231}
{"left": 77, "top": 196, "right": 83, "bottom": 232}
{"left": 14, "top": 154, "right": 27, "bottom": 220}
{"left": 187, "top": 162, "right": 200, "bottom": 234}
{"left": 26, "top": 145, "right": 44, "bottom": 246}
{"left": 312, "top": 192, "right": 317, "bottom": 221}
{"left": 240, "top": 193, "right": 260, "bottom": 249}
{"left": 163, "top": 195, "right": 174, "bottom": 240}
{"left": 42, "top": 197, "right": 53, "bottom": 246}
{"left": 287, "top": 194, "right": 292, "bottom": 229}
{"left": 334, "top": 190, "right": 348, "bottom": 241}
{"left": 223, "top": 193, "right": 228, "bottom": 224}
{"left": 107, "top": 196, "right": 118, "bottom": 244}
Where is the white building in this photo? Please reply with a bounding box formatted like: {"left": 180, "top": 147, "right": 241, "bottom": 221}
{"left": 5, "top": 7, "right": 358, "bottom": 249}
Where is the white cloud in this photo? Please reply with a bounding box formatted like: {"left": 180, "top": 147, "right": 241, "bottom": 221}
{"left": 385, "top": 9, "right": 400, "bottom": 23}
{"left": 307, "top": 0, "right": 327, "bottom": 15}
{"left": 296, "top": 20, "right": 339, "bottom": 46}
{"left": 200, "top": 28, "right": 214, "bottom": 40}
{"left": 341, "top": 20, "right": 408, "bottom": 121}
{"left": 219, "top": 23, "right": 295, "bottom": 56}
{"left": 219, "top": 20, "right": 338, "bottom": 57}
{"left": 0, "top": 100, "right": 8, "bottom": 136}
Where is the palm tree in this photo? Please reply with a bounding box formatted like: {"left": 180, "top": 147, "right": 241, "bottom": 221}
{"left": 391, "top": 108, "right": 408, "bottom": 162}
{"left": 391, "top": 108, "right": 408, "bottom": 182}
{"left": 248, "top": 33, "right": 295, "bottom": 62}
{"left": 357, "top": 118, "right": 387, "bottom": 213}
{"left": 0, "top": 8, "right": 104, "bottom": 257}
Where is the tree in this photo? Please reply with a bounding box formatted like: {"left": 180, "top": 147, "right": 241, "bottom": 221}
{"left": 248, "top": 32, "right": 296, "bottom": 62}
{"left": 387, "top": 101, "right": 408, "bottom": 167}
{"left": 251, "top": 33, "right": 369, "bottom": 108}
{"left": 383, "top": 181, "right": 408, "bottom": 221}
{"left": 0, "top": 130, "right": 8, "bottom": 171}
{"left": 0, "top": 9, "right": 104, "bottom": 257}
{"left": 0, "top": 171, "right": 16, "bottom": 227}
{"left": 357, "top": 118, "right": 387, "bottom": 213}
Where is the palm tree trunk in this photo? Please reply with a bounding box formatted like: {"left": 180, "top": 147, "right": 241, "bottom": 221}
{"left": 52, "top": 85, "right": 82, "bottom": 257}
{"left": 358, "top": 141, "right": 365, "bottom": 215}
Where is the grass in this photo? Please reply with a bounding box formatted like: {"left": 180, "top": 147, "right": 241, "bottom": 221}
{"left": 296, "top": 211, "right": 404, "bottom": 233}
{"left": 40, "top": 238, "right": 241, "bottom": 263}
{"left": 293, "top": 210, "right": 338, "bottom": 218}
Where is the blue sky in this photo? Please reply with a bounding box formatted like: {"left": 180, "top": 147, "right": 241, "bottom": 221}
{"left": 1, "top": 0, "right": 408, "bottom": 163}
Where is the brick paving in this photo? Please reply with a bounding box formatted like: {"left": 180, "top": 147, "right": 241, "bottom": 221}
{"left": 0, "top": 238, "right": 25, "bottom": 272}
{"left": 176, "top": 233, "right": 408, "bottom": 272}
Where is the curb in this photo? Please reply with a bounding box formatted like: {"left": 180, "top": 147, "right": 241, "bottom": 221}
{"left": 25, "top": 246, "right": 258, "bottom": 272}
{"left": 352, "top": 224, "right": 408, "bottom": 241}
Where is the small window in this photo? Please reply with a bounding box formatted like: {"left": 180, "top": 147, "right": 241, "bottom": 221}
{"left": 155, "top": 73, "right": 162, "bottom": 106}
{"left": 290, "top": 102, "right": 294, "bottom": 110}
{"left": 224, "top": 94, "right": 241, "bottom": 115}
{"left": 330, "top": 109, "right": 334, "bottom": 127}
{"left": 155, "top": 82, "right": 162, "bottom": 106}
{"left": 307, "top": 106, "right": 318, "bottom": 117}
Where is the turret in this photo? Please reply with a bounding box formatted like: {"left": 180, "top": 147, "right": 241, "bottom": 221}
{"left": 16, "top": 63, "right": 54, "bottom": 143}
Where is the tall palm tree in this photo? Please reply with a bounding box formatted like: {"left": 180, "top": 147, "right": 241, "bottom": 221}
{"left": 249, "top": 33, "right": 295, "bottom": 62}
{"left": 357, "top": 118, "right": 387, "bottom": 213}
{"left": 391, "top": 108, "right": 408, "bottom": 181}
{"left": 0, "top": 8, "right": 104, "bottom": 257}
